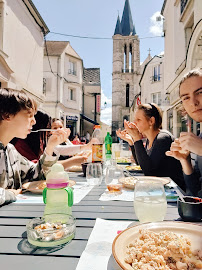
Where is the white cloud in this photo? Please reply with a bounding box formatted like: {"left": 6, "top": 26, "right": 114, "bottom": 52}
{"left": 149, "top": 11, "right": 163, "bottom": 36}
{"left": 101, "top": 89, "right": 112, "bottom": 107}
{"left": 159, "top": 51, "right": 164, "bottom": 56}
{"left": 100, "top": 89, "right": 112, "bottom": 126}
{"left": 101, "top": 107, "right": 112, "bottom": 126}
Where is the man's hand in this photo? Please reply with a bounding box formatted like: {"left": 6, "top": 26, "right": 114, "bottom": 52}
{"left": 179, "top": 132, "right": 202, "bottom": 156}
{"left": 166, "top": 138, "right": 193, "bottom": 175}
{"left": 166, "top": 139, "right": 190, "bottom": 161}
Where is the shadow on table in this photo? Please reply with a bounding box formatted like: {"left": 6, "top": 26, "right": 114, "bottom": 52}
{"left": 107, "top": 254, "right": 122, "bottom": 270}
{"left": 18, "top": 231, "right": 65, "bottom": 255}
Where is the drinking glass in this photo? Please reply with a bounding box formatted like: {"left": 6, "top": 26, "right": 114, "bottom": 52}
{"left": 105, "top": 167, "right": 124, "bottom": 194}
{"left": 134, "top": 179, "right": 167, "bottom": 223}
{"left": 86, "top": 163, "right": 102, "bottom": 186}
{"left": 113, "top": 143, "right": 121, "bottom": 159}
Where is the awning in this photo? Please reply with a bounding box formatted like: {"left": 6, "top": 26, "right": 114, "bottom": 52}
{"left": 80, "top": 114, "right": 99, "bottom": 125}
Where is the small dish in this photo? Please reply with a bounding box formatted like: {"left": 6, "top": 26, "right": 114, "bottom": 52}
{"left": 178, "top": 196, "right": 202, "bottom": 221}
{"left": 27, "top": 214, "right": 76, "bottom": 247}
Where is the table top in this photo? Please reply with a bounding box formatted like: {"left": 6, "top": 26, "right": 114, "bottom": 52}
{"left": 0, "top": 172, "right": 201, "bottom": 269}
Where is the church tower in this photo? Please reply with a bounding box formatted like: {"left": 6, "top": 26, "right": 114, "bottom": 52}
{"left": 112, "top": 0, "right": 140, "bottom": 138}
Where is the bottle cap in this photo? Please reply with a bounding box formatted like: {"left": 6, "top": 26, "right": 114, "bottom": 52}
{"left": 46, "top": 164, "right": 69, "bottom": 187}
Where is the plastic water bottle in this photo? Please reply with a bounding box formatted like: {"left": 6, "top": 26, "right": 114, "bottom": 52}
{"left": 105, "top": 132, "right": 112, "bottom": 159}
{"left": 43, "top": 164, "right": 73, "bottom": 218}
{"left": 92, "top": 125, "right": 103, "bottom": 162}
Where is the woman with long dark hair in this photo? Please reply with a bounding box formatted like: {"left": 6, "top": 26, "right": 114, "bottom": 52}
{"left": 116, "top": 103, "right": 186, "bottom": 191}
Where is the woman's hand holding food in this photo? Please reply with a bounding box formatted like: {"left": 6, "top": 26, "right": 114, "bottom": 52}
{"left": 124, "top": 120, "right": 142, "bottom": 142}
{"left": 116, "top": 129, "right": 134, "bottom": 146}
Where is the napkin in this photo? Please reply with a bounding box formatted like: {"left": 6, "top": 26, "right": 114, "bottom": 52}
{"left": 76, "top": 218, "right": 132, "bottom": 270}
{"left": 14, "top": 182, "right": 93, "bottom": 204}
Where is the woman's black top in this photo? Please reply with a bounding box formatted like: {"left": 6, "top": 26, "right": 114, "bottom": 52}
{"left": 130, "top": 130, "right": 186, "bottom": 191}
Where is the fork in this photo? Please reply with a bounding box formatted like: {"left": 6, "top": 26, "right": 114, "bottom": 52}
{"left": 31, "top": 129, "right": 56, "bottom": 133}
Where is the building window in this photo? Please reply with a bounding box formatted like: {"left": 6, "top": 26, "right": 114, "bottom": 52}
{"left": 129, "top": 43, "right": 133, "bottom": 73}
{"left": 152, "top": 92, "right": 161, "bottom": 106}
{"left": 152, "top": 65, "right": 161, "bottom": 82}
{"left": 181, "top": 0, "right": 188, "bottom": 14}
{"left": 126, "top": 84, "right": 129, "bottom": 107}
{"left": 69, "top": 61, "right": 77, "bottom": 75}
{"left": 69, "top": 88, "right": 76, "bottom": 101}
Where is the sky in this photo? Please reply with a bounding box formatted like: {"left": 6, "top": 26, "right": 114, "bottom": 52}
{"left": 32, "top": 0, "right": 164, "bottom": 125}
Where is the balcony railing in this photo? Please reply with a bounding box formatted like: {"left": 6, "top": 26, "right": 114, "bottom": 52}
{"left": 181, "top": 0, "right": 188, "bottom": 14}
{"left": 122, "top": 69, "right": 134, "bottom": 73}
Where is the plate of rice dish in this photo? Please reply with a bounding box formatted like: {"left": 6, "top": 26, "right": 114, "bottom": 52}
{"left": 112, "top": 221, "right": 202, "bottom": 270}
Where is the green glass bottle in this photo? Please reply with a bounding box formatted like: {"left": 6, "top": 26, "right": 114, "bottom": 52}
{"left": 105, "top": 132, "right": 112, "bottom": 159}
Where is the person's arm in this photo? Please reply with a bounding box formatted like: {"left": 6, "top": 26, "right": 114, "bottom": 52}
{"left": 58, "top": 156, "right": 88, "bottom": 170}
{"left": 54, "top": 144, "right": 81, "bottom": 156}
{"left": 183, "top": 158, "right": 201, "bottom": 197}
{"left": 130, "top": 145, "right": 139, "bottom": 165}
{"left": 0, "top": 188, "right": 17, "bottom": 205}
{"left": 134, "top": 134, "right": 172, "bottom": 175}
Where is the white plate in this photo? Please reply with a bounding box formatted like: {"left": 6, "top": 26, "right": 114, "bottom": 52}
{"left": 22, "top": 180, "right": 76, "bottom": 194}
{"left": 112, "top": 221, "right": 202, "bottom": 270}
{"left": 119, "top": 176, "right": 170, "bottom": 189}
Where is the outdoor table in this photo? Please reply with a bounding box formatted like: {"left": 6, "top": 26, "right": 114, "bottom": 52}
{"left": 0, "top": 172, "right": 201, "bottom": 269}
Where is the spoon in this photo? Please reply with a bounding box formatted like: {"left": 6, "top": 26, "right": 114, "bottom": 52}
{"left": 31, "top": 129, "right": 56, "bottom": 133}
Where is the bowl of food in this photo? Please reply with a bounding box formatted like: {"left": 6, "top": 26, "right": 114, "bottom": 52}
{"left": 178, "top": 196, "right": 202, "bottom": 221}
{"left": 125, "top": 165, "right": 142, "bottom": 173}
{"left": 27, "top": 214, "right": 76, "bottom": 247}
{"left": 116, "top": 157, "right": 131, "bottom": 165}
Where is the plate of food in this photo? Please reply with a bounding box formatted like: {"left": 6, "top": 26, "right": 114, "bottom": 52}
{"left": 119, "top": 176, "right": 138, "bottom": 189}
{"left": 116, "top": 157, "right": 132, "bottom": 165}
{"left": 119, "top": 176, "right": 170, "bottom": 189}
{"left": 22, "top": 180, "right": 76, "bottom": 194}
{"left": 68, "top": 165, "right": 83, "bottom": 172}
{"left": 125, "top": 165, "right": 142, "bottom": 173}
{"left": 112, "top": 221, "right": 202, "bottom": 270}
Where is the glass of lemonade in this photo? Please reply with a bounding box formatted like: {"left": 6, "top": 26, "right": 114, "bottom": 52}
{"left": 105, "top": 167, "right": 124, "bottom": 194}
{"left": 134, "top": 179, "right": 167, "bottom": 223}
{"left": 113, "top": 143, "right": 121, "bottom": 159}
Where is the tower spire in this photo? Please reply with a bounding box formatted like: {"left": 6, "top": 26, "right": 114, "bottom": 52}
{"left": 121, "top": 0, "right": 135, "bottom": 36}
{"left": 114, "top": 15, "right": 122, "bottom": 35}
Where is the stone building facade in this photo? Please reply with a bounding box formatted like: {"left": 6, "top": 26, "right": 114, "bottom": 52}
{"left": 112, "top": 0, "right": 140, "bottom": 139}
{"left": 43, "top": 41, "right": 83, "bottom": 137}
{"left": 0, "top": 0, "right": 49, "bottom": 101}
{"left": 161, "top": 0, "right": 202, "bottom": 137}
{"left": 82, "top": 68, "right": 101, "bottom": 136}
